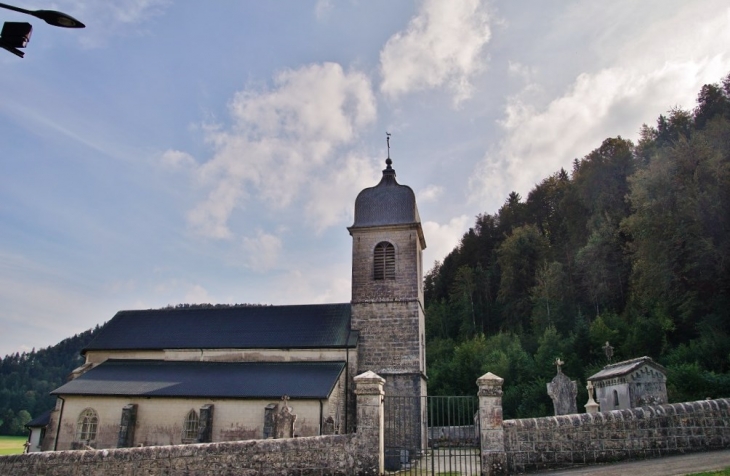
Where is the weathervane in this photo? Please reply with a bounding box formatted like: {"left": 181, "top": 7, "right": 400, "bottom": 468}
{"left": 386, "top": 132, "right": 391, "bottom": 159}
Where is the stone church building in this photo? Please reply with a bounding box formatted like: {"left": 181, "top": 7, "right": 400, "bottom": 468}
{"left": 41, "top": 157, "right": 427, "bottom": 451}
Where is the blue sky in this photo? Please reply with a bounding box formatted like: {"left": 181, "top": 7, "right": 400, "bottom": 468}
{"left": 1, "top": 0, "right": 729, "bottom": 356}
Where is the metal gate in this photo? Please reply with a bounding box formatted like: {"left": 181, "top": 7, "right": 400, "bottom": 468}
{"left": 384, "top": 396, "right": 481, "bottom": 475}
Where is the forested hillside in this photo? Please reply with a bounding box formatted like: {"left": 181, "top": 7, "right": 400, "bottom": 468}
{"left": 1, "top": 75, "right": 729, "bottom": 435}
{"left": 425, "top": 73, "right": 730, "bottom": 418}
{"left": 0, "top": 328, "right": 99, "bottom": 435}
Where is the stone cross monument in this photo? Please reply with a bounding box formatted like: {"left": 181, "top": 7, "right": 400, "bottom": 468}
{"left": 546, "top": 358, "right": 578, "bottom": 415}
{"left": 274, "top": 395, "right": 297, "bottom": 439}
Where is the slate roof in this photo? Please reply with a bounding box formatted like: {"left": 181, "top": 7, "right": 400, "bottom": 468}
{"left": 588, "top": 356, "right": 666, "bottom": 381}
{"left": 84, "top": 303, "right": 355, "bottom": 352}
{"left": 52, "top": 360, "right": 346, "bottom": 399}
{"left": 351, "top": 161, "right": 421, "bottom": 229}
{"left": 26, "top": 409, "right": 52, "bottom": 428}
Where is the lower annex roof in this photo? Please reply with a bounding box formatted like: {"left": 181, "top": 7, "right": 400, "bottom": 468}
{"left": 52, "top": 359, "right": 346, "bottom": 399}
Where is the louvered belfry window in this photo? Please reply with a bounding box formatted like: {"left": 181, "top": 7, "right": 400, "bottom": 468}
{"left": 374, "top": 242, "right": 395, "bottom": 280}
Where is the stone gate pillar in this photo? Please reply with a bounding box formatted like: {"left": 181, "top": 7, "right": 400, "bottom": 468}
{"left": 478, "top": 372, "right": 507, "bottom": 475}
{"left": 354, "top": 371, "right": 385, "bottom": 475}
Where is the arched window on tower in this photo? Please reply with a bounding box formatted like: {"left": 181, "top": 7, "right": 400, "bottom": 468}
{"left": 75, "top": 408, "right": 98, "bottom": 445}
{"left": 182, "top": 409, "right": 199, "bottom": 443}
{"left": 374, "top": 242, "right": 395, "bottom": 280}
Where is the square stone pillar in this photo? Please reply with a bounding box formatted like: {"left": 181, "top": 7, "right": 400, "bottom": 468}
{"left": 354, "top": 370, "right": 385, "bottom": 475}
{"left": 477, "top": 372, "right": 507, "bottom": 475}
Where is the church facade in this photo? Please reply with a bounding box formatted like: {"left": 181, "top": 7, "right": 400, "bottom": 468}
{"left": 41, "top": 157, "right": 427, "bottom": 451}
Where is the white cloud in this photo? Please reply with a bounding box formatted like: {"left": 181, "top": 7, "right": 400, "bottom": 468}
{"left": 379, "top": 0, "right": 492, "bottom": 105}
{"left": 57, "top": 0, "right": 171, "bottom": 48}
{"left": 0, "top": 253, "right": 104, "bottom": 354}
{"left": 422, "top": 215, "right": 470, "bottom": 269}
{"left": 305, "top": 153, "right": 381, "bottom": 232}
{"left": 160, "top": 149, "right": 196, "bottom": 169}
{"left": 314, "top": 0, "right": 333, "bottom": 21}
{"left": 470, "top": 3, "right": 730, "bottom": 210}
{"left": 242, "top": 230, "right": 282, "bottom": 272}
{"left": 184, "top": 284, "right": 212, "bottom": 304}
{"left": 187, "top": 62, "right": 376, "bottom": 239}
{"left": 273, "top": 263, "right": 352, "bottom": 305}
{"left": 507, "top": 61, "right": 533, "bottom": 80}
{"left": 417, "top": 184, "right": 444, "bottom": 203}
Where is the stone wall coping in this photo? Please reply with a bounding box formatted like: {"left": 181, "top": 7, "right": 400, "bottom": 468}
{"left": 503, "top": 397, "right": 730, "bottom": 429}
{"left": 0, "top": 434, "right": 354, "bottom": 465}
{"left": 477, "top": 372, "right": 504, "bottom": 386}
{"left": 354, "top": 370, "right": 385, "bottom": 383}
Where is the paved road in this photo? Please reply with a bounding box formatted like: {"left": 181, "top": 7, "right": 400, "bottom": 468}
{"left": 534, "top": 449, "right": 730, "bottom": 476}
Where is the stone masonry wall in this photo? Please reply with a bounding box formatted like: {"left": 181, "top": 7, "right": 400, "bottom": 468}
{"left": 353, "top": 301, "right": 423, "bottom": 374}
{"left": 350, "top": 226, "right": 423, "bottom": 304}
{"left": 0, "top": 434, "right": 370, "bottom": 476}
{"left": 503, "top": 398, "right": 730, "bottom": 474}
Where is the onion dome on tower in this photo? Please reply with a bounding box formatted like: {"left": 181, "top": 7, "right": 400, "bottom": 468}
{"left": 350, "top": 158, "right": 422, "bottom": 229}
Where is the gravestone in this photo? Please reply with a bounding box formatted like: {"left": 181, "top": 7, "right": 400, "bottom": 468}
{"left": 274, "top": 395, "right": 297, "bottom": 439}
{"left": 322, "top": 416, "right": 335, "bottom": 435}
{"left": 546, "top": 358, "right": 578, "bottom": 415}
{"left": 584, "top": 381, "right": 599, "bottom": 414}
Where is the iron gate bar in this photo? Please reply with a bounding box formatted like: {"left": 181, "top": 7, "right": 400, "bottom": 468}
{"left": 384, "top": 395, "right": 481, "bottom": 475}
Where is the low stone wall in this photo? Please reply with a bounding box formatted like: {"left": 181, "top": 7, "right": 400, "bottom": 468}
{"left": 503, "top": 398, "right": 730, "bottom": 474}
{"left": 0, "top": 371, "right": 386, "bottom": 476}
{"left": 0, "top": 434, "right": 373, "bottom": 476}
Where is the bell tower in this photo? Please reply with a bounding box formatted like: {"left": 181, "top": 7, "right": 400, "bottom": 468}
{"left": 348, "top": 154, "right": 427, "bottom": 452}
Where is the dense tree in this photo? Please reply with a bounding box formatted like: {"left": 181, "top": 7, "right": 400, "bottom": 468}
{"left": 0, "top": 328, "right": 100, "bottom": 435}
{"left": 497, "top": 225, "right": 550, "bottom": 332}
{"left": 424, "top": 72, "right": 730, "bottom": 417}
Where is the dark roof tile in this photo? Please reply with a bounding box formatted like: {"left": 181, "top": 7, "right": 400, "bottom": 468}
{"left": 52, "top": 359, "right": 346, "bottom": 399}
{"left": 26, "top": 409, "right": 52, "bottom": 428}
{"left": 84, "top": 303, "right": 353, "bottom": 351}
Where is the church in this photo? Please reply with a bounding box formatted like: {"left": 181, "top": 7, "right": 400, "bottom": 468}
{"left": 40, "top": 156, "right": 427, "bottom": 451}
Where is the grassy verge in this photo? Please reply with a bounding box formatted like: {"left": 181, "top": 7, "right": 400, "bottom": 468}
{"left": 687, "top": 469, "right": 730, "bottom": 476}
{"left": 0, "top": 435, "right": 27, "bottom": 455}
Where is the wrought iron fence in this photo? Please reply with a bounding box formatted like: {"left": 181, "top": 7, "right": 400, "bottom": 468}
{"left": 384, "top": 395, "right": 481, "bottom": 475}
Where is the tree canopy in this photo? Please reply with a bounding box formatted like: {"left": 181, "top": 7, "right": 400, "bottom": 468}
{"left": 425, "top": 72, "right": 730, "bottom": 417}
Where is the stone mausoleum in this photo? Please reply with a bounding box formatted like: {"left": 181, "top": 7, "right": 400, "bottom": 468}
{"left": 40, "top": 156, "right": 427, "bottom": 451}
{"left": 588, "top": 356, "right": 668, "bottom": 411}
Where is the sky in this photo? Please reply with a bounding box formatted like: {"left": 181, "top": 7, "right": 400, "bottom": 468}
{"left": 1, "top": 0, "right": 729, "bottom": 356}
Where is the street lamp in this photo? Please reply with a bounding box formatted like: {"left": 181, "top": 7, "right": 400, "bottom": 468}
{"left": 0, "top": 2, "right": 84, "bottom": 58}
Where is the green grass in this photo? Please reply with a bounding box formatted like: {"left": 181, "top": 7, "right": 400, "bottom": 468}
{"left": 687, "top": 469, "right": 730, "bottom": 476}
{"left": 0, "top": 435, "right": 27, "bottom": 456}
